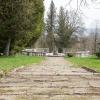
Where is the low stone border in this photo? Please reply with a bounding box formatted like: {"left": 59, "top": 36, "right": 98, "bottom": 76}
{"left": 47, "top": 56, "right": 64, "bottom": 57}
{"left": 82, "top": 66, "right": 99, "bottom": 73}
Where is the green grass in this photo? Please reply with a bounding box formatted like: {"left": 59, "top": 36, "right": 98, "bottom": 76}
{"left": 0, "top": 55, "right": 44, "bottom": 72}
{"left": 66, "top": 56, "right": 100, "bottom": 72}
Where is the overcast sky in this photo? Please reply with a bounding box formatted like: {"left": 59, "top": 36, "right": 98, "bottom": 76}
{"left": 44, "top": 0, "right": 100, "bottom": 28}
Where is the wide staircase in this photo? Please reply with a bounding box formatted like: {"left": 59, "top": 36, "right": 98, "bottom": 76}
{"left": 0, "top": 57, "right": 100, "bottom": 100}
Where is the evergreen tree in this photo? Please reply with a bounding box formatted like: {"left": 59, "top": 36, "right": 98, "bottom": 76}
{"left": 0, "top": 0, "right": 44, "bottom": 55}
{"left": 56, "top": 6, "right": 82, "bottom": 51}
{"left": 46, "top": 0, "right": 56, "bottom": 53}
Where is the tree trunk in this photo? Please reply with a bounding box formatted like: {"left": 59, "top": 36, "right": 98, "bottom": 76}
{"left": 4, "top": 38, "right": 11, "bottom": 56}
{"left": 53, "top": 45, "right": 57, "bottom": 55}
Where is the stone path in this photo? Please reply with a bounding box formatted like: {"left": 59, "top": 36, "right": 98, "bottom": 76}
{"left": 0, "top": 57, "right": 100, "bottom": 100}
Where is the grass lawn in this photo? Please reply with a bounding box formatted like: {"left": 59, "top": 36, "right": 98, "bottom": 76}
{"left": 0, "top": 55, "right": 44, "bottom": 72}
{"left": 66, "top": 56, "right": 100, "bottom": 72}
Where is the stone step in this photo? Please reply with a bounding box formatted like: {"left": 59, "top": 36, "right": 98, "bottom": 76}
{"left": 10, "top": 70, "right": 100, "bottom": 77}
{"left": 1, "top": 75, "right": 100, "bottom": 85}
{"left": 0, "top": 95, "right": 100, "bottom": 100}
{"left": 0, "top": 80, "right": 90, "bottom": 88}
{"left": 27, "top": 87, "right": 100, "bottom": 95}
{"left": 0, "top": 87, "right": 100, "bottom": 95}
{"left": 0, "top": 87, "right": 28, "bottom": 95}
{"left": 30, "top": 95, "right": 100, "bottom": 100}
{"left": 1, "top": 75, "right": 70, "bottom": 82}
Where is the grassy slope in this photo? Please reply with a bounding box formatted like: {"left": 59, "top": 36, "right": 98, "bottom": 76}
{"left": 66, "top": 56, "right": 100, "bottom": 72}
{"left": 0, "top": 55, "right": 44, "bottom": 72}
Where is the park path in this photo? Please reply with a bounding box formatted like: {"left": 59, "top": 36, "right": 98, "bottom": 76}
{"left": 0, "top": 57, "right": 100, "bottom": 100}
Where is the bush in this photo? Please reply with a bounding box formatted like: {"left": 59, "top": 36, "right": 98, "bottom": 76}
{"left": 67, "top": 53, "right": 74, "bottom": 57}
{"left": 96, "top": 52, "right": 100, "bottom": 58}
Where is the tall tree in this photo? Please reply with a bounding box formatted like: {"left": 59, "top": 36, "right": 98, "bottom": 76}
{"left": 56, "top": 7, "right": 67, "bottom": 51}
{"left": 56, "top": 6, "right": 82, "bottom": 52}
{"left": 0, "top": 0, "right": 44, "bottom": 55}
{"left": 46, "top": 0, "right": 56, "bottom": 53}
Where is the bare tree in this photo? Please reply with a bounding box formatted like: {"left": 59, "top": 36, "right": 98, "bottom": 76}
{"left": 66, "top": 0, "right": 100, "bottom": 10}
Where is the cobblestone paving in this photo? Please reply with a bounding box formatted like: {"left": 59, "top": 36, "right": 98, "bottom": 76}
{"left": 0, "top": 57, "right": 100, "bottom": 100}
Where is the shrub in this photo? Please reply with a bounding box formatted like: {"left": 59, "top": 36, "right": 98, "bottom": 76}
{"left": 67, "top": 53, "right": 74, "bottom": 57}
{"left": 96, "top": 52, "right": 100, "bottom": 58}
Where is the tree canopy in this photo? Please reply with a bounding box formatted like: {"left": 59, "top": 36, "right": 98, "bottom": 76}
{"left": 0, "top": 0, "right": 44, "bottom": 55}
{"left": 46, "top": 2, "right": 83, "bottom": 53}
